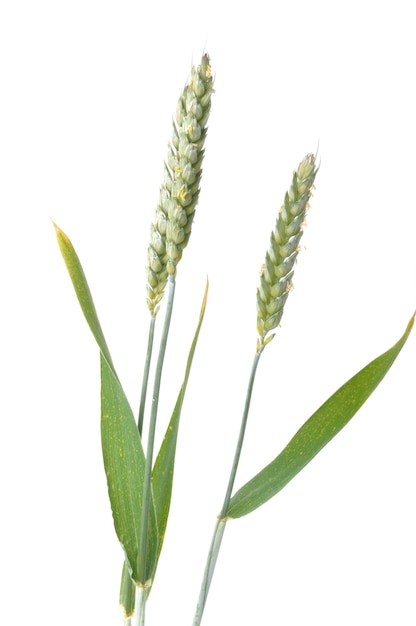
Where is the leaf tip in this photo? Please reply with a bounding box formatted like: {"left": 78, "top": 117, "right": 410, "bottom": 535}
{"left": 406, "top": 310, "right": 415, "bottom": 335}
{"left": 50, "top": 218, "right": 61, "bottom": 234}
{"left": 52, "top": 221, "right": 74, "bottom": 259}
{"left": 200, "top": 276, "right": 209, "bottom": 315}
{"left": 51, "top": 220, "right": 66, "bottom": 244}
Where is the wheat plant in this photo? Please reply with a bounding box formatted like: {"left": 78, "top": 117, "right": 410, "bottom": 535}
{"left": 53, "top": 54, "right": 414, "bottom": 626}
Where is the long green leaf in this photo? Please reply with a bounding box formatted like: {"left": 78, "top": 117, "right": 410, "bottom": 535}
{"left": 101, "top": 354, "right": 158, "bottom": 582}
{"left": 227, "top": 313, "right": 415, "bottom": 519}
{"left": 151, "top": 280, "right": 208, "bottom": 579}
{"left": 54, "top": 222, "right": 158, "bottom": 582}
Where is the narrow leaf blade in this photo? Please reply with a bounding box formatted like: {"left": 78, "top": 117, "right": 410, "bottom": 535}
{"left": 101, "top": 354, "right": 158, "bottom": 581}
{"left": 53, "top": 222, "right": 114, "bottom": 372}
{"left": 55, "top": 223, "right": 159, "bottom": 581}
{"left": 227, "top": 313, "right": 415, "bottom": 519}
{"left": 151, "top": 280, "right": 208, "bottom": 578}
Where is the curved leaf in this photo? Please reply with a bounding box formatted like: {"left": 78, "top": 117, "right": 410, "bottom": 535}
{"left": 151, "top": 280, "right": 208, "bottom": 578}
{"left": 54, "top": 222, "right": 158, "bottom": 581}
{"left": 53, "top": 221, "right": 114, "bottom": 374}
{"left": 227, "top": 313, "right": 415, "bottom": 519}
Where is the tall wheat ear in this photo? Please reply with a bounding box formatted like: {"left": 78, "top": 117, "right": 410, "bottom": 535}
{"left": 146, "top": 54, "right": 214, "bottom": 315}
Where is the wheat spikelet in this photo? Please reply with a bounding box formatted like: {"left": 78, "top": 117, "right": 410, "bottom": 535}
{"left": 257, "top": 153, "right": 318, "bottom": 348}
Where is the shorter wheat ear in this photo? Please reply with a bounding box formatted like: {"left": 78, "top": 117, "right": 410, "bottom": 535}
{"left": 257, "top": 153, "right": 318, "bottom": 350}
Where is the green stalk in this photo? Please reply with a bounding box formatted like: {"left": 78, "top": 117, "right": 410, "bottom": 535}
{"left": 192, "top": 517, "right": 227, "bottom": 626}
{"left": 137, "top": 276, "right": 176, "bottom": 606}
{"left": 192, "top": 347, "right": 264, "bottom": 626}
{"left": 219, "top": 348, "right": 263, "bottom": 518}
{"left": 134, "top": 586, "right": 147, "bottom": 626}
{"left": 120, "top": 316, "right": 157, "bottom": 622}
{"left": 138, "top": 315, "right": 156, "bottom": 435}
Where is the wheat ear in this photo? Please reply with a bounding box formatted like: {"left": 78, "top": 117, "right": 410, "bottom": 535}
{"left": 146, "top": 54, "right": 213, "bottom": 315}
{"left": 257, "top": 153, "right": 318, "bottom": 348}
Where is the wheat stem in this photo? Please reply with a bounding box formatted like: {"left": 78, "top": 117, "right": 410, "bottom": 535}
{"left": 133, "top": 586, "right": 146, "bottom": 626}
{"left": 219, "top": 349, "right": 263, "bottom": 518}
{"left": 192, "top": 348, "right": 264, "bottom": 625}
{"left": 192, "top": 517, "right": 227, "bottom": 626}
{"left": 138, "top": 275, "right": 176, "bottom": 588}
{"left": 138, "top": 316, "right": 156, "bottom": 434}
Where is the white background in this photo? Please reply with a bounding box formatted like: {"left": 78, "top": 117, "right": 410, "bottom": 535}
{"left": 1, "top": 1, "right": 415, "bottom": 624}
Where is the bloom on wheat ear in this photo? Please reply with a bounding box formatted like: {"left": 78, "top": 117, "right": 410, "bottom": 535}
{"left": 257, "top": 153, "right": 318, "bottom": 350}
{"left": 146, "top": 54, "right": 214, "bottom": 315}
